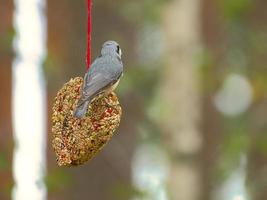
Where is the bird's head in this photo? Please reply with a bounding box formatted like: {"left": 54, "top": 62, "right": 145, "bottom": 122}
{"left": 101, "top": 40, "right": 122, "bottom": 58}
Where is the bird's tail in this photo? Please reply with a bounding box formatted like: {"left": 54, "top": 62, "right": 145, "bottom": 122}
{"left": 73, "top": 100, "right": 90, "bottom": 118}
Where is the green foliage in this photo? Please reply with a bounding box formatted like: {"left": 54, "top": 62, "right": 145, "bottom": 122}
{"left": 43, "top": 52, "right": 66, "bottom": 91}
{"left": 0, "top": 153, "right": 8, "bottom": 171}
{"left": 119, "top": 65, "right": 160, "bottom": 103}
{"left": 216, "top": 117, "right": 250, "bottom": 181}
{"left": 45, "top": 169, "right": 73, "bottom": 193}
{"left": 98, "top": 0, "right": 168, "bottom": 23}
{"left": 3, "top": 180, "right": 13, "bottom": 200}
{"left": 137, "top": 119, "right": 164, "bottom": 145}
{"left": 199, "top": 49, "right": 222, "bottom": 92}
{"left": 255, "top": 134, "right": 267, "bottom": 154}
{"left": 111, "top": 183, "right": 147, "bottom": 200}
{"left": 218, "top": 0, "right": 253, "bottom": 21}
{"left": 0, "top": 27, "right": 14, "bottom": 55}
{"left": 223, "top": 132, "right": 248, "bottom": 163}
{"left": 121, "top": 0, "right": 167, "bottom": 23}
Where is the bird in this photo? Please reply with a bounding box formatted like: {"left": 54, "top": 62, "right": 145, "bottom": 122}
{"left": 74, "top": 40, "right": 123, "bottom": 118}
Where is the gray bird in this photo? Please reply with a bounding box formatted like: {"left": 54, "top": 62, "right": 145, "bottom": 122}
{"left": 74, "top": 41, "right": 123, "bottom": 118}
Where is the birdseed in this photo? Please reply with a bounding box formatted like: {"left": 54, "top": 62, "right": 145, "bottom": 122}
{"left": 51, "top": 77, "right": 122, "bottom": 166}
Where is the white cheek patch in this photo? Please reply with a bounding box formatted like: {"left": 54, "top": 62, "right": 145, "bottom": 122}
{"left": 119, "top": 48, "right": 122, "bottom": 57}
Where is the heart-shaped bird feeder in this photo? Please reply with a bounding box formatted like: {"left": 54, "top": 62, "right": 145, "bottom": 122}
{"left": 52, "top": 77, "right": 122, "bottom": 166}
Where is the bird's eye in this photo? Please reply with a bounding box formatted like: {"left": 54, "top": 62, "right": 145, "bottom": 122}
{"left": 116, "top": 45, "right": 122, "bottom": 56}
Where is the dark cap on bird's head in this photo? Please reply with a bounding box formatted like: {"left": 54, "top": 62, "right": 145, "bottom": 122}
{"left": 101, "top": 40, "right": 122, "bottom": 58}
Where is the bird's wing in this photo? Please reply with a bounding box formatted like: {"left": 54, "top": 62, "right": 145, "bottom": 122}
{"left": 78, "top": 56, "right": 122, "bottom": 105}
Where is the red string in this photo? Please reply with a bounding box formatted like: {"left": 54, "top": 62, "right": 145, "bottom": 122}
{"left": 86, "top": 0, "right": 92, "bottom": 70}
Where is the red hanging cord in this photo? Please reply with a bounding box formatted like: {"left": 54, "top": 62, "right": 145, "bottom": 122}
{"left": 86, "top": 0, "right": 92, "bottom": 70}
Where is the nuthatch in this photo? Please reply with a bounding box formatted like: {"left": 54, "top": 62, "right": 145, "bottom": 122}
{"left": 74, "top": 41, "right": 123, "bottom": 118}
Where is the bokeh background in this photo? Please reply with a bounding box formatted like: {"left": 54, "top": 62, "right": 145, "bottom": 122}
{"left": 1, "top": 0, "right": 267, "bottom": 200}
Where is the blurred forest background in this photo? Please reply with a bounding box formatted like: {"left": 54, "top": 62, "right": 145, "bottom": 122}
{"left": 1, "top": 0, "right": 267, "bottom": 200}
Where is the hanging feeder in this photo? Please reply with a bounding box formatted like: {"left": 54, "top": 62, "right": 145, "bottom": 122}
{"left": 51, "top": 0, "right": 122, "bottom": 166}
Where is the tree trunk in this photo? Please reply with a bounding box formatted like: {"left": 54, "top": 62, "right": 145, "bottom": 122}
{"left": 12, "top": 0, "right": 47, "bottom": 199}
{"left": 160, "top": 0, "right": 203, "bottom": 199}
